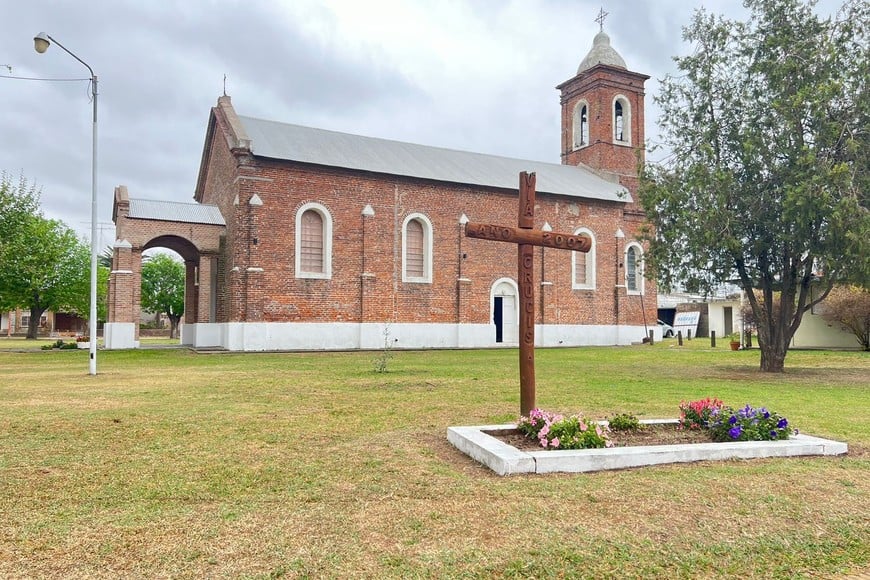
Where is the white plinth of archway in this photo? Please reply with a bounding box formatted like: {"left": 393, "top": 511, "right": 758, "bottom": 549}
{"left": 104, "top": 322, "right": 138, "bottom": 349}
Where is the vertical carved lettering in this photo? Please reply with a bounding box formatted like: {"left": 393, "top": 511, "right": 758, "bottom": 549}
{"left": 518, "top": 172, "right": 536, "bottom": 229}
{"left": 518, "top": 241, "right": 535, "bottom": 414}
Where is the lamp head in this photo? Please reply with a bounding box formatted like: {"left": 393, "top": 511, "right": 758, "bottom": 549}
{"left": 34, "top": 32, "right": 51, "bottom": 54}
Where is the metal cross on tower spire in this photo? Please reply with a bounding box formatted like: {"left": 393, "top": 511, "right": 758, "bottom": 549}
{"left": 595, "top": 7, "right": 609, "bottom": 31}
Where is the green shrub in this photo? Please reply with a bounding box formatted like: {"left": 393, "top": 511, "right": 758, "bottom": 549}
{"left": 608, "top": 413, "right": 641, "bottom": 431}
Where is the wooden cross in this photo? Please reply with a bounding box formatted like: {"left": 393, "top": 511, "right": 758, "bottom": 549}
{"left": 465, "top": 172, "right": 591, "bottom": 416}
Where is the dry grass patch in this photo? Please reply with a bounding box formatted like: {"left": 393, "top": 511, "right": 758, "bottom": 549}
{"left": 0, "top": 346, "right": 868, "bottom": 577}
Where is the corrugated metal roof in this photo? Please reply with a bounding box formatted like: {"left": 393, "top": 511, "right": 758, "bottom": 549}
{"left": 128, "top": 199, "right": 225, "bottom": 225}
{"left": 238, "top": 116, "right": 631, "bottom": 203}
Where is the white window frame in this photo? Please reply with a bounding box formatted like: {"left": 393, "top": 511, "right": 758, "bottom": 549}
{"left": 295, "top": 202, "right": 333, "bottom": 279}
{"left": 572, "top": 99, "right": 590, "bottom": 149}
{"left": 571, "top": 227, "right": 596, "bottom": 290}
{"left": 401, "top": 213, "right": 433, "bottom": 283}
{"left": 625, "top": 242, "right": 644, "bottom": 295}
{"left": 612, "top": 94, "right": 631, "bottom": 145}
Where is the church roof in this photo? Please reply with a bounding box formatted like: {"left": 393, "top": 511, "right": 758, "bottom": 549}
{"left": 236, "top": 115, "right": 630, "bottom": 203}
{"left": 128, "top": 198, "right": 225, "bottom": 225}
{"left": 577, "top": 31, "right": 627, "bottom": 73}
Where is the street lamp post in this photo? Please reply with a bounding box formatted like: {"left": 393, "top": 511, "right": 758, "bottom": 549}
{"left": 34, "top": 32, "right": 99, "bottom": 375}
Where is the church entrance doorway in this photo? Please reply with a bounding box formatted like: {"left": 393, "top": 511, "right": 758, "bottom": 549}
{"left": 492, "top": 279, "right": 519, "bottom": 344}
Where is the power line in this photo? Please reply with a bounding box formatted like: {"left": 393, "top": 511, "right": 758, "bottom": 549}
{"left": 0, "top": 73, "right": 90, "bottom": 82}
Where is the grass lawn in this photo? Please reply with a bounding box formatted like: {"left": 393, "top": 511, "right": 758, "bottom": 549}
{"left": 1, "top": 342, "right": 867, "bottom": 577}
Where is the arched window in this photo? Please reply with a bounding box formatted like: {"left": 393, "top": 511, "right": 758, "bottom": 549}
{"left": 625, "top": 242, "right": 644, "bottom": 294}
{"left": 573, "top": 100, "right": 590, "bottom": 148}
{"left": 613, "top": 95, "right": 631, "bottom": 144}
{"left": 571, "top": 228, "right": 596, "bottom": 289}
{"left": 295, "top": 202, "right": 332, "bottom": 279}
{"left": 402, "top": 213, "right": 432, "bottom": 283}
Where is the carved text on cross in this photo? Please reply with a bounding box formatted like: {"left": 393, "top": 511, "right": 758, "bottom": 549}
{"left": 465, "top": 171, "right": 591, "bottom": 416}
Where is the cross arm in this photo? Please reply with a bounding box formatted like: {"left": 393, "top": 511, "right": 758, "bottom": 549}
{"left": 465, "top": 222, "right": 591, "bottom": 252}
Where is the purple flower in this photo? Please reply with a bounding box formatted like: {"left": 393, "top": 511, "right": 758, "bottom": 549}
{"left": 770, "top": 430, "right": 778, "bottom": 438}
{"left": 729, "top": 415, "right": 738, "bottom": 425}
{"left": 777, "top": 418, "right": 788, "bottom": 429}
{"left": 761, "top": 408, "right": 770, "bottom": 419}
{"left": 729, "top": 426, "right": 743, "bottom": 439}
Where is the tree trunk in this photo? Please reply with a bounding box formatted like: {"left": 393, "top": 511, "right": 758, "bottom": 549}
{"left": 759, "top": 339, "right": 786, "bottom": 372}
{"left": 26, "top": 306, "right": 45, "bottom": 339}
{"left": 169, "top": 315, "right": 181, "bottom": 339}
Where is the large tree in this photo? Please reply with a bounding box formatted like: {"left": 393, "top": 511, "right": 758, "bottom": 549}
{"left": 2, "top": 216, "right": 91, "bottom": 338}
{"left": 0, "top": 173, "right": 108, "bottom": 338}
{"left": 639, "top": 0, "right": 869, "bottom": 371}
{"left": 141, "top": 253, "right": 185, "bottom": 339}
{"left": 0, "top": 172, "right": 42, "bottom": 312}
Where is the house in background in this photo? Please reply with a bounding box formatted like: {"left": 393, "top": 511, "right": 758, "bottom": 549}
{"left": 660, "top": 291, "right": 862, "bottom": 350}
{"left": 2, "top": 309, "right": 86, "bottom": 337}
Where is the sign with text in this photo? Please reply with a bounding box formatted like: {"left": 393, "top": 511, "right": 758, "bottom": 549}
{"left": 673, "top": 311, "right": 701, "bottom": 337}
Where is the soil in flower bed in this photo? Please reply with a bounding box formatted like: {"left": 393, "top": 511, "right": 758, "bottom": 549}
{"left": 487, "top": 423, "right": 714, "bottom": 451}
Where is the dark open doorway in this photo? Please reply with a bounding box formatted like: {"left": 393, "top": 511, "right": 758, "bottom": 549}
{"left": 494, "top": 296, "right": 504, "bottom": 343}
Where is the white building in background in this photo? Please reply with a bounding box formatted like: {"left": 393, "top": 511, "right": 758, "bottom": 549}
{"left": 661, "top": 291, "right": 862, "bottom": 350}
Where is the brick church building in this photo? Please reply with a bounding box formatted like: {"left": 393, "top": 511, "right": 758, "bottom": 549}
{"left": 105, "top": 30, "right": 657, "bottom": 351}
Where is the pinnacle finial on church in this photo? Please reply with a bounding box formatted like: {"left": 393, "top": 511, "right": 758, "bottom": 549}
{"left": 595, "top": 7, "right": 608, "bottom": 32}
{"left": 577, "top": 7, "right": 625, "bottom": 73}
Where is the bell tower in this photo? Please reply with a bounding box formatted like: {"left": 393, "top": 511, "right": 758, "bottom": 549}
{"left": 557, "top": 22, "right": 650, "bottom": 192}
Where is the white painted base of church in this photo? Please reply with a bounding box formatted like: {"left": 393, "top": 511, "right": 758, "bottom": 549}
{"left": 104, "top": 322, "right": 139, "bottom": 349}
{"left": 179, "top": 322, "right": 650, "bottom": 351}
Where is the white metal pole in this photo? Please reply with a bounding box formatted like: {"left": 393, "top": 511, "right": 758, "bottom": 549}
{"left": 88, "top": 75, "right": 98, "bottom": 375}
{"left": 34, "top": 33, "right": 99, "bottom": 375}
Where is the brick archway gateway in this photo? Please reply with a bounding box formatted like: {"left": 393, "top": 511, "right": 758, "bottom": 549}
{"left": 105, "top": 185, "right": 225, "bottom": 349}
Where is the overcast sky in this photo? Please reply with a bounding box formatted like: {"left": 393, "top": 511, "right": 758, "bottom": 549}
{"left": 0, "top": 0, "right": 843, "bottom": 249}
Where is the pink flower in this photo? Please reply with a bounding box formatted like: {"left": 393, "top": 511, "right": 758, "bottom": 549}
{"left": 595, "top": 425, "right": 603, "bottom": 436}
{"left": 579, "top": 421, "right": 587, "bottom": 431}
{"left": 551, "top": 437, "right": 560, "bottom": 448}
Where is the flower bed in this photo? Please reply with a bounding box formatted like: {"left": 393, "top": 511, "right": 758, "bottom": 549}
{"left": 513, "top": 399, "right": 796, "bottom": 452}
{"left": 447, "top": 421, "right": 847, "bottom": 475}
{"left": 447, "top": 398, "right": 846, "bottom": 475}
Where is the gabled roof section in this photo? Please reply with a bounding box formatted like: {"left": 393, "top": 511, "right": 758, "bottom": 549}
{"left": 236, "top": 115, "right": 631, "bottom": 203}
{"left": 194, "top": 96, "right": 252, "bottom": 203}
{"left": 128, "top": 199, "right": 225, "bottom": 226}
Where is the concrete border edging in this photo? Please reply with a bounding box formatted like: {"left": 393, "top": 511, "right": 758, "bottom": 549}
{"left": 447, "top": 421, "right": 848, "bottom": 475}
